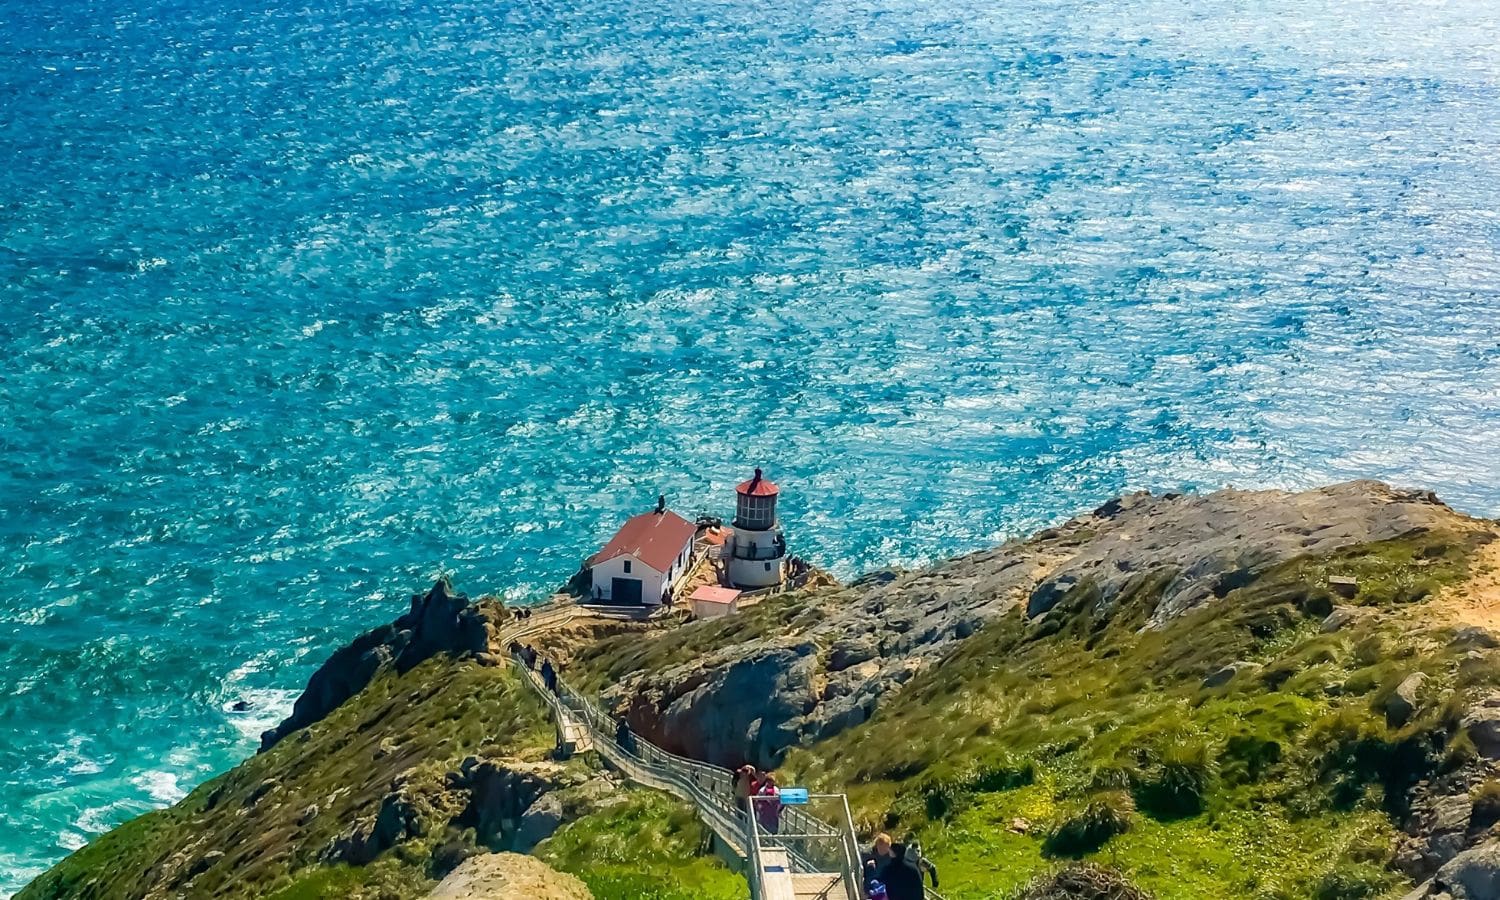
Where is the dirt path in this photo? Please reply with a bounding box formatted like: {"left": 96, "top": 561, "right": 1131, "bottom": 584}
{"left": 1435, "top": 539, "right": 1500, "bottom": 631}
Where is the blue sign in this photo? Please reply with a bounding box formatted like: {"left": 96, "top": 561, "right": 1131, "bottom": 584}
{"left": 779, "top": 787, "right": 810, "bottom": 805}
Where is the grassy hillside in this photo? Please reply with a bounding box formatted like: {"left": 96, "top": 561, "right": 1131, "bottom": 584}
{"left": 778, "top": 530, "right": 1496, "bottom": 899}
{"left": 536, "top": 792, "right": 746, "bottom": 900}
{"left": 19, "top": 655, "right": 555, "bottom": 900}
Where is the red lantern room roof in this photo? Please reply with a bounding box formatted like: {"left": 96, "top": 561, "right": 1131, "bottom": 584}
{"left": 736, "top": 468, "right": 779, "bottom": 497}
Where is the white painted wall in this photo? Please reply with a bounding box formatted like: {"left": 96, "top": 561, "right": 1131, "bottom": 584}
{"left": 589, "top": 535, "right": 695, "bottom": 605}
{"left": 727, "top": 527, "right": 785, "bottom": 588}
{"left": 589, "top": 555, "right": 663, "bottom": 605}
{"left": 693, "top": 599, "right": 738, "bottom": 619}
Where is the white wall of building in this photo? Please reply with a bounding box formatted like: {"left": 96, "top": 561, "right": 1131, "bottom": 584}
{"left": 589, "top": 537, "right": 694, "bottom": 605}
{"left": 727, "top": 527, "right": 785, "bottom": 588}
{"left": 589, "top": 555, "right": 664, "bottom": 605}
{"left": 692, "top": 599, "right": 738, "bottom": 619}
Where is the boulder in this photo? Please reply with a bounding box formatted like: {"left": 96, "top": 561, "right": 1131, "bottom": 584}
{"left": 1387, "top": 673, "right": 1429, "bottom": 727}
{"left": 1321, "top": 606, "right": 1368, "bottom": 633}
{"left": 1432, "top": 841, "right": 1500, "bottom": 898}
{"left": 1464, "top": 701, "right": 1500, "bottom": 759}
{"left": 1453, "top": 628, "right": 1500, "bottom": 651}
{"left": 827, "top": 638, "right": 878, "bottom": 672}
{"left": 1027, "top": 574, "right": 1079, "bottom": 618}
{"left": 1203, "top": 661, "right": 1261, "bottom": 689}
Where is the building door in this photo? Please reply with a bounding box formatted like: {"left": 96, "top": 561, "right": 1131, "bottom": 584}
{"left": 610, "top": 577, "right": 642, "bottom": 605}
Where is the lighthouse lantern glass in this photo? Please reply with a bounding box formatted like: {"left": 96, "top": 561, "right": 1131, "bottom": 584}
{"left": 736, "top": 493, "right": 776, "bottom": 531}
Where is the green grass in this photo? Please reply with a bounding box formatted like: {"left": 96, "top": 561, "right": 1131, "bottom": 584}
{"left": 20, "top": 655, "right": 556, "bottom": 900}
{"left": 777, "top": 530, "right": 1492, "bottom": 899}
{"left": 536, "top": 792, "right": 746, "bottom": 900}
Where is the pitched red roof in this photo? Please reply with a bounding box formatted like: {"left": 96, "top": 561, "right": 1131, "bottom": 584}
{"left": 736, "top": 468, "right": 779, "bottom": 497}
{"left": 591, "top": 510, "right": 698, "bottom": 573}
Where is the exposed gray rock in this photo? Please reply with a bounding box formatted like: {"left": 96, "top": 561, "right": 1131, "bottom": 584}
{"left": 514, "top": 793, "right": 565, "bottom": 852}
{"left": 1453, "top": 628, "right": 1500, "bottom": 651}
{"left": 828, "top": 637, "right": 878, "bottom": 672}
{"left": 1203, "top": 661, "right": 1261, "bottom": 688}
{"left": 1433, "top": 841, "right": 1500, "bottom": 898}
{"left": 1321, "top": 606, "right": 1370, "bottom": 633}
{"left": 261, "top": 577, "right": 494, "bottom": 751}
{"left": 1027, "top": 574, "right": 1079, "bottom": 618}
{"left": 1388, "top": 673, "right": 1430, "bottom": 727}
{"left": 1465, "top": 701, "right": 1500, "bottom": 759}
{"left": 449, "top": 758, "right": 554, "bottom": 848}
{"left": 591, "top": 482, "right": 1486, "bottom": 769}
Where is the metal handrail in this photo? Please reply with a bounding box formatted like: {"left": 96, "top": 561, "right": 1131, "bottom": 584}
{"left": 501, "top": 615, "right": 912, "bottom": 900}
{"left": 511, "top": 655, "right": 872, "bottom": 899}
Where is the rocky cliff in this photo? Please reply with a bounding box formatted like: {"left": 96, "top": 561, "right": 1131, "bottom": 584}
{"left": 21, "top": 480, "right": 1500, "bottom": 900}
{"left": 577, "top": 481, "right": 1482, "bottom": 770}
{"left": 259, "top": 576, "right": 497, "bottom": 751}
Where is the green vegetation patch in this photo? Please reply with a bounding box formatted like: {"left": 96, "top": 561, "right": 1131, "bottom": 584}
{"left": 20, "top": 655, "right": 554, "bottom": 900}
{"left": 536, "top": 791, "right": 746, "bottom": 900}
{"left": 781, "top": 531, "right": 1490, "bottom": 899}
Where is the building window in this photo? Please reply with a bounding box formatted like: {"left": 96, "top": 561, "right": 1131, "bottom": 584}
{"left": 624, "top": 560, "right": 632, "bottom": 574}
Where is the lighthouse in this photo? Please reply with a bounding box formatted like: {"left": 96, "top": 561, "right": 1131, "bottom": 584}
{"left": 725, "top": 468, "right": 787, "bottom": 589}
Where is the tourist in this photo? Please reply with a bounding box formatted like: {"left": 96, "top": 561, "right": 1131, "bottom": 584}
{"left": 733, "top": 764, "right": 758, "bottom": 813}
{"left": 540, "top": 658, "right": 557, "bottom": 693}
{"left": 615, "top": 718, "right": 635, "bottom": 755}
{"left": 875, "top": 837, "right": 938, "bottom": 900}
{"left": 864, "top": 833, "right": 895, "bottom": 883}
{"left": 755, "top": 773, "right": 782, "bottom": 835}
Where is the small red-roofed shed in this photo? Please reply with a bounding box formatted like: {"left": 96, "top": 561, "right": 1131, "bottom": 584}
{"left": 689, "top": 585, "right": 741, "bottom": 619}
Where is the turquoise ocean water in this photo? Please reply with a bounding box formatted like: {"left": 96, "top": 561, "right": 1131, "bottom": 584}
{"left": 3, "top": 0, "right": 1500, "bottom": 891}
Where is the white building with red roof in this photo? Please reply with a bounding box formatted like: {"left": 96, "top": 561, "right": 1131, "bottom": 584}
{"left": 588, "top": 499, "right": 698, "bottom": 606}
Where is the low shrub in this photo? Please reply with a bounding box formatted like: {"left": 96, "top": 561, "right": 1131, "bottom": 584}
{"left": 1014, "top": 862, "right": 1154, "bottom": 900}
{"left": 1312, "top": 862, "right": 1394, "bottom": 900}
{"left": 1310, "top": 706, "right": 1441, "bottom": 813}
{"left": 1135, "top": 739, "right": 1215, "bottom": 819}
{"left": 968, "top": 755, "right": 1037, "bottom": 793}
{"left": 1472, "top": 779, "right": 1500, "bottom": 830}
{"left": 1042, "top": 791, "right": 1135, "bottom": 857}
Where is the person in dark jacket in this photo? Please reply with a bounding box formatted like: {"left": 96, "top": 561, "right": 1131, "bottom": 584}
{"left": 880, "top": 839, "right": 938, "bottom": 900}
{"left": 615, "top": 718, "right": 635, "bottom": 754}
{"left": 540, "top": 659, "right": 557, "bottom": 693}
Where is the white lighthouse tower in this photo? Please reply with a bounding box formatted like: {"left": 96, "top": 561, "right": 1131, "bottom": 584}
{"left": 726, "top": 468, "right": 787, "bottom": 589}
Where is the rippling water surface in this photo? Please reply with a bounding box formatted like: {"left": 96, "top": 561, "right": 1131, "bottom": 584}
{"left": 4, "top": 0, "right": 1500, "bottom": 890}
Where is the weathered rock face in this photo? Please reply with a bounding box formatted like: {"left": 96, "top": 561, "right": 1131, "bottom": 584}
{"left": 261, "top": 577, "right": 495, "bottom": 750}
{"left": 1387, "top": 673, "right": 1430, "bottom": 728}
{"left": 1404, "top": 841, "right": 1500, "bottom": 899}
{"left": 1022, "top": 481, "right": 1464, "bottom": 628}
{"left": 601, "top": 481, "right": 1485, "bottom": 769}
{"left": 323, "top": 757, "right": 606, "bottom": 867}
{"left": 427, "top": 853, "right": 593, "bottom": 900}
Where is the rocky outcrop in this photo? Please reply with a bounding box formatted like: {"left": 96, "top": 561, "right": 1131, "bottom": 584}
{"left": 261, "top": 577, "right": 495, "bottom": 750}
{"left": 1387, "top": 673, "right": 1430, "bottom": 727}
{"left": 323, "top": 756, "right": 610, "bottom": 867}
{"left": 1404, "top": 841, "right": 1500, "bottom": 899}
{"left": 1202, "top": 661, "right": 1261, "bottom": 688}
{"left": 1464, "top": 696, "right": 1500, "bottom": 760}
{"left": 1022, "top": 482, "right": 1465, "bottom": 628}
{"left": 602, "top": 481, "right": 1488, "bottom": 769}
{"left": 427, "top": 853, "right": 592, "bottom": 900}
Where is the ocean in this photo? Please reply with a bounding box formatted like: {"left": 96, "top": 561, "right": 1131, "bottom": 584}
{"left": 3, "top": 0, "right": 1499, "bottom": 891}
